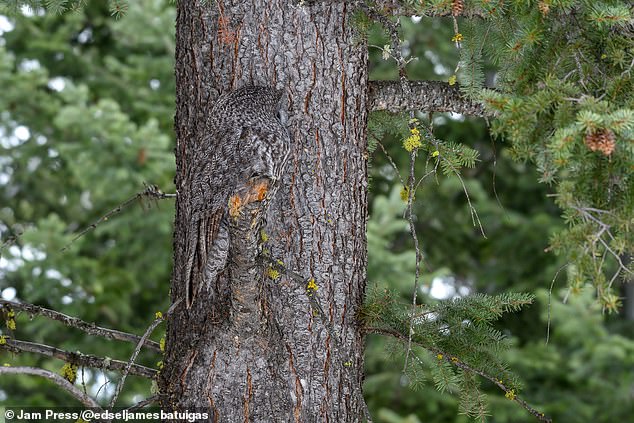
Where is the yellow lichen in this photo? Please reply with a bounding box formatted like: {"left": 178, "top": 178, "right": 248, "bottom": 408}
{"left": 403, "top": 127, "right": 422, "bottom": 152}
{"left": 400, "top": 186, "right": 410, "bottom": 202}
{"left": 306, "top": 278, "right": 318, "bottom": 292}
{"left": 61, "top": 362, "right": 78, "bottom": 383}
{"left": 228, "top": 195, "right": 242, "bottom": 219}
{"left": 267, "top": 267, "right": 280, "bottom": 280}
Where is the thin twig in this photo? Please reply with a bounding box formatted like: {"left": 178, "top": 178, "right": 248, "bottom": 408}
{"left": 546, "top": 263, "right": 569, "bottom": 345}
{"left": 572, "top": 206, "right": 633, "bottom": 281}
{"left": 1, "top": 338, "right": 157, "bottom": 378}
{"left": 444, "top": 156, "right": 486, "bottom": 237}
{"left": 61, "top": 183, "right": 175, "bottom": 252}
{"left": 0, "top": 232, "right": 23, "bottom": 256}
{"left": 361, "top": 0, "right": 426, "bottom": 377}
{"left": 366, "top": 326, "right": 552, "bottom": 423}
{"left": 413, "top": 161, "right": 440, "bottom": 192}
{"left": 0, "top": 366, "right": 103, "bottom": 409}
{"left": 372, "top": 134, "right": 405, "bottom": 186}
{"left": 109, "top": 299, "right": 181, "bottom": 409}
{"left": 0, "top": 300, "right": 161, "bottom": 353}
{"left": 126, "top": 395, "right": 158, "bottom": 411}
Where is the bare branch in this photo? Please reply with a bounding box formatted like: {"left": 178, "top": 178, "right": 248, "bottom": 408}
{"left": 109, "top": 299, "right": 181, "bottom": 408}
{"left": 366, "top": 326, "right": 552, "bottom": 423}
{"left": 2, "top": 338, "right": 157, "bottom": 379}
{"left": 0, "top": 366, "right": 103, "bottom": 408}
{"left": 61, "top": 183, "right": 175, "bottom": 252}
{"left": 368, "top": 80, "right": 487, "bottom": 117}
{"left": 125, "top": 395, "right": 158, "bottom": 411}
{"left": 369, "top": 0, "right": 488, "bottom": 18}
{"left": 0, "top": 300, "right": 161, "bottom": 353}
{"left": 571, "top": 205, "right": 633, "bottom": 292}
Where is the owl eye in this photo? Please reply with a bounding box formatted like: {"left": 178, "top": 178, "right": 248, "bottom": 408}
{"left": 276, "top": 111, "right": 282, "bottom": 121}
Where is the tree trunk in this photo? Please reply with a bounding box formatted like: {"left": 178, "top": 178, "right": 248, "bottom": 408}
{"left": 159, "top": 1, "right": 369, "bottom": 421}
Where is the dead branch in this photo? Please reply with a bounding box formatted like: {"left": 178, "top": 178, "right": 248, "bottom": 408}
{"left": 368, "top": 80, "right": 487, "bottom": 116}
{"left": 2, "top": 338, "right": 157, "bottom": 379}
{"left": 109, "top": 299, "right": 181, "bottom": 408}
{"left": 125, "top": 395, "right": 158, "bottom": 411}
{"left": 0, "top": 300, "right": 161, "bottom": 353}
{"left": 361, "top": 0, "right": 426, "bottom": 378}
{"left": 61, "top": 183, "right": 175, "bottom": 252}
{"left": 0, "top": 366, "right": 103, "bottom": 409}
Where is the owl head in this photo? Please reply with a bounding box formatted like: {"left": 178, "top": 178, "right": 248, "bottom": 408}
{"left": 214, "top": 85, "right": 285, "bottom": 119}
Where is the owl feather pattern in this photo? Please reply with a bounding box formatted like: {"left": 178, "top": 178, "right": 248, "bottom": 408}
{"left": 184, "top": 86, "right": 291, "bottom": 308}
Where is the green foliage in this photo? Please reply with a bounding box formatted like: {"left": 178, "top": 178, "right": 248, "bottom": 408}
{"left": 367, "top": 186, "right": 417, "bottom": 289}
{"left": 456, "top": 0, "right": 633, "bottom": 308}
{"left": 363, "top": 287, "right": 533, "bottom": 420}
{"left": 494, "top": 288, "right": 634, "bottom": 422}
{"left": 0, "top": 1, "right": 129, "bottom": 17}
{"left": 401, "top": 0, "right": 634, "bottom": 311}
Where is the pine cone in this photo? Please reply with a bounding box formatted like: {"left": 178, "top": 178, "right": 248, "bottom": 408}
{"left": 451, "top": 0, "right": 464, "bottom": 16}
{"left": 585, "top": 129, "right": 616, "bottom": 156}
{"left": 538, "top": 1, "right": 550, "bottom": 16}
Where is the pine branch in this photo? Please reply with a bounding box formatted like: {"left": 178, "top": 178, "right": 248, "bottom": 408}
{"left": 2, "top": 338, "right": 157, "bottom": 379}
{"left": 368, "top": 80, "right": 487, "bottom": 116}
{"left": 0, "top": 300, "right": 161, "bottom": 353}
{"left": 369, "top": 0, "right": 487, "bottom": 18}
{"left": 366, "top": 326, "right": 552, "bottom": 423}
{"left": 0, "top": 366, "right": 103, "bottom": 409}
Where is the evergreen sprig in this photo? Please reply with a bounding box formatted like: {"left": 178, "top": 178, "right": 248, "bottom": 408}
{"left": 363, "top": 288, "right": 545, "bottom": 421}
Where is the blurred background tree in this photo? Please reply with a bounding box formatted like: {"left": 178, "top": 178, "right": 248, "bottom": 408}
{"left": 0, "top": 1, "right": 632, "bottom": 422}
{"left": 0, "top": 0, "right": 174, "bottom": 406}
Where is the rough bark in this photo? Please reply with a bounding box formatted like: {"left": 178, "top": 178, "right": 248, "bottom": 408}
{"left": 160, "top": 1, "right": 368, "bottom": 422}
{"left": 368, "top": 80, "right": 487, "bottom": 116}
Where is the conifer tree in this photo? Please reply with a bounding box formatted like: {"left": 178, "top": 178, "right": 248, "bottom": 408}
{"left": 0, "top": 1, "right": 631, "bottom": 422}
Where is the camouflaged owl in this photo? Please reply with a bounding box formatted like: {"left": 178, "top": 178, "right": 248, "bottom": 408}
{"left": 183, "top": 86, "right": 291, "bottom": 308}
